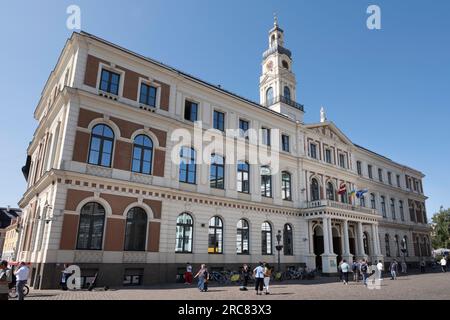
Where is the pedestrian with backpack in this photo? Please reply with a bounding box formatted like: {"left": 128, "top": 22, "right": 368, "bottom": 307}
{"left": 360, "top": 259, "right": 369, "bottom": 286}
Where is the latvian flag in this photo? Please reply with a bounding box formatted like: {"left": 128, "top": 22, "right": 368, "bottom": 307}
{"left": 338, "top": 183, "right": 347, "bottom": 195}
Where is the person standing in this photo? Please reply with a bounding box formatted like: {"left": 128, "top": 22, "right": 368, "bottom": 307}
{"left": 240, "top": 264, "right": 250, "bottom": 291}
{"left": 338, "top": 259, "right": 343, "bottom": 282}
{"left": 420, "top": 259, "right": 426, "bottom": 273}
{"left": 14, "top": 262, "right": 29, "bottom": 300}
{"left": 401, "top": 261, "right": 407, "bottom": 274}
{"left": 360, "top": 259, "right": 369, "bottom": 286}
{"left": 253, "top": 262, "right": 265, "bottom": 295}
{"left": 390, "top": 260, "right": 398, "bottom": 280}
{"left": 194, "top": 264, "right": 207, "bottom": 292}
{"left": 263, "top": 263, "right": 272, "bottom": 295}
{"left": 61, "top": 263, "right": 71, "bottom": 291}
{"left": 0, "top": 261, "right": 12, "bottom": 301}
{"left": 185, "top": 262, "right": 193, "bottom": 285}
{"left": 340, "top": 260, "right": 350, "bottom": 285}
{"left": 440, "top": 257, "right": 447, "bottom": 273}
{"left": 376, "top": 260, "right": 384, "bottom": 280}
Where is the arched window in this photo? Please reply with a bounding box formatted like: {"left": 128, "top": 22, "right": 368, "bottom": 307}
{"left": 237, "top": 161, "right": 250, "bottom": 193}
{"left": 281, "top": 171, "right": 292, "bottom": 200}
{"left": 266, "top": 87, "right": 274, "bottom": 106}
{"left": 131, "top": 135, "right": 153, "bottom": 175}
{"left": 340, "top": 190, "right": 348, "bottom": 204}
{"left": 208, "top": 216, "right": 223, "bottom": 254}
{"left": 370, "top": 193, "right": 376, "bottom": 209}
{"left": 175, "top": 213, "right": 193, "bottom": 253}
{"left": 88, "top": 124, "right": 114, "bottom": 167}
{"left": 390, "top": 198, "right": 396, "bottom": 219}
{"left": 399, "top": 200, "right": 405, "bottom": 221}
{"left": 326, "top": 182, "right": 335, "bottom": 201}
{"left": 380, "top": 196, "right": 386, "bottom": 217}
{"left": 363, "top": 232, "right": 370, "bottom": 256}
{"left": 236, "top": 219, "right": 249, "bottom": 254}
{"left": 261, "top": 222, "right": 272, "bottom": 255}
{"left": 394, "top": 235, "right": 400, "bottom": 257}
{"left": 76, "top": 202, "right": 106, "bottom": 250}
{"left": 283, "top": 86, "right": 291, "bottom": 101}
{"left": 282, "top": 60, "right": 289, "bottom": 69}
{"left": 179, "top": 147, "right": 196, "bottom": 184}
{"left": 261, "top": 166, "right": 272, "bottom": 198}
{"left": 283, "top": 224, "right": 293, "bottom": 256}
{"left": 270, "top": 34, "right": 275, "bottom": 46}
{"left": 385, "top": 234, "right": 391, "bottom": 257}
{"left": 310, "top": 178, "right": 320, "bottom": 201}
{"left": 210, "top": 154, "right": 225, "bottom": 189}
{"left": 124, "top": 207, "right": 147, "bottom": 251}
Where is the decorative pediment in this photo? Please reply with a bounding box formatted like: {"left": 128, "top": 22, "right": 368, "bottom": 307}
{"left": 305, "top": 122, "right": 353, "bottom": 146}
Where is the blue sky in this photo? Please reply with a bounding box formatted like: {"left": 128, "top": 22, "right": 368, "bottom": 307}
{"left": 0, "top": 0, "right": 449, "bottom": 219}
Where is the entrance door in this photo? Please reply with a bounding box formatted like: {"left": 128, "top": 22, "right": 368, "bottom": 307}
{"left": 313, "top": 225, "right": 324, "bottom": 271}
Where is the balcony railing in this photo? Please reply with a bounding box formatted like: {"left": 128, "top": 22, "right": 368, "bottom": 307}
{"left": 267, "top": 95, "right": 304, "bottom": 112}
{"left": 305, "top": 199, "right": 377, "bottom": 215}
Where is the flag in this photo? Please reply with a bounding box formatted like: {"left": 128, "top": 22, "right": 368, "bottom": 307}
{"left": 349, "top": 190, "right": 356, "bottom": 197}
{"left": 356, "top": 189, "right": 368, "bottom": 198}
{"left": 338, "top": 183, "right": 347, "bottom": 195}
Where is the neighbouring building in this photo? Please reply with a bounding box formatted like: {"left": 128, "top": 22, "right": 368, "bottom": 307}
{"left": 17, "top": 20, "right": 431, "bottom": 289}
{"left": 1, "top": 217, "right": 20, "bottom": 262}
{"left": 0, "top": 207, "right": 22, "bottom": 260}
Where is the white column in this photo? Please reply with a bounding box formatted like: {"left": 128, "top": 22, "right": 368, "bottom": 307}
{"left": 308, "top": 220, "right": 314, "bottom": 254}
{"left": 375, "top": 224, "right": 381, "bottom": 255}
{"left": 322, "top": 217, "right": 330, "bottom": 254}
{"left": 343, "top": 220, "right": 350, "bottom": 255}
{"left": 357, "top": 221, "right": 365, "bottom": 256}
{"left": 328, "top": 218, "right": 334, "bottom": 254}
{"left": 371, "top": 224, "right": 378, "bottom": 256}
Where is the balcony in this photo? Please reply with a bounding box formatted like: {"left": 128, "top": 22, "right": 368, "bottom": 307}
{"left": 267, "top": 95, "right": 304, "bottom": 112}
{"left": 305, "top": 199, "right": 377, "bottom": 216}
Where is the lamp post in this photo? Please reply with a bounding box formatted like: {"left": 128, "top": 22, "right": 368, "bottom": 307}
{"left": 275, "top": 230, "right": 283, "bottom": 272}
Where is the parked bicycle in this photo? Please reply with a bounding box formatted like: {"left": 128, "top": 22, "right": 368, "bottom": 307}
{"left": 8, "top": 284, "right": 30, "bottom": 299}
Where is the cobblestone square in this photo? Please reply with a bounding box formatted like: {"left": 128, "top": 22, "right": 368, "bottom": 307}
{"left": 22, "top": 272, "right": 450, "bottom": 300}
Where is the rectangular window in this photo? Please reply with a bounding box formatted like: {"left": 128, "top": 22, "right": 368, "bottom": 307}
{"left": 378, "top": 168, "right": 383, "bottom": 182}
{"left": 368, "top": 165, "right": 373, "bottom": 179}
{"left": 99, "top": 69, "right": 120, "bottom": 95}
{"left": 139, "top": 83, "right": 157, "bottom": 107}
{"left": 388, "top": 172, "right": 392, "bottom": 185}
{"left": 391, "top": 198, "right": 396, "bottom": 220}
{"left": 357, "top": 161, "right": 362, "bottom": 175}
{"left": 184, "top": 100, "right": 198, "bottom": 122}
{"left": 213, "top": 110, "right": 225, "bottom": 131}
{"left": 262, "top": 127, "right": 271, "bottom": 146}
{"left": 339, "top": 154, "right": 346, "bottom": 168}
{"left": 325, "top": 149, "right": 332, "bottom": 164}
{"left": 399, "top": 200, "right": 405, "bottom": 221}
{"left": 282, "top": 134, "right": 290, "bottom": 152}
{"left": 419, "top": 180, "right": 423, "bottom": 193}
{"left": 405, "top": 175, "right": 410, "bottom": 189}
{"left": 239, "top": 119, "right": 249, "bottom": 139}
{"left": 310, "top": 143, "right": 317, "bottom": 159}
{"left": 396, "top": 174, "right": 401, "bottom": 188}
{"left": 381, "top": 196, "right": 386, "bottom": 217}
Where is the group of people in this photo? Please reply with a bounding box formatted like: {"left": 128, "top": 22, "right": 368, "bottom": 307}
{"left": 338, "top": 259, "right": 408, "bottom": 285}
{"left": 0, "top": 260, "right": 30, "bottom": 300}
{"left": 183, "top": 262, "right": 273, "bottom": 295}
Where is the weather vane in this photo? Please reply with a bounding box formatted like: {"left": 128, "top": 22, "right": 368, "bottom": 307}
{"left": 273, "top": 12, "right": 278, "bottom": 26}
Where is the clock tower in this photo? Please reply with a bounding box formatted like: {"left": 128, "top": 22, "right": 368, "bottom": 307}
{"left": 259, "top": 17, "right": 304, "bottom": 122}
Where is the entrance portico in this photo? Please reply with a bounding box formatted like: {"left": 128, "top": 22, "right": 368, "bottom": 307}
{"left": 303, "top": 200, "right": 381, "bottom": 274}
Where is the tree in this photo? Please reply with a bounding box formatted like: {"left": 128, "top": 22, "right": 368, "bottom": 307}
{"left": 431, "top": 206, "right": 450, "bottom": 249}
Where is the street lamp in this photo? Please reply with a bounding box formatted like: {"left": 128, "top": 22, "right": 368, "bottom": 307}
{"left": 275, "top": 230, "right": 283, "bottom": 272}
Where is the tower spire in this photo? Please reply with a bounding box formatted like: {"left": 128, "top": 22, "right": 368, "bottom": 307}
{"left": 273, "top": 12, "right": 278, "bottom": 27}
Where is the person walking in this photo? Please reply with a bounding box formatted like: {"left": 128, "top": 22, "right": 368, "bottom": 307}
{"left": 376, "top": 260, "right": 384, "bottom": 280}
{"left": 253, "top": 262, "right": 265, "bottom": 295}
{"left": 401, "top": 261, "right": 407, "bottom": 274}
{"left": 390, "top": 260, "right": 398, "bottom": 280}
{"left": 360, "top": 259, "right": 369, "bottom": 286}
{"left": 420, "top": 259, "right": 426, "bottom": 273}
{"left": 263, "top": 263, "right": 272, "bottom": 295}
{"left": 0, "top": 261, "right": 12, "bottom": 301}
{"left": 194, "top": 264, "right": 207, "bottom": 292}
{"left": 240, "top": 264, "right": 250, "bottom": 291}
{"left": 340, "top": 260, "right": 350, "bottom": 285}
{"left": 338, "top": 259, "right": 343, "bottom": 282}
{"left": 60, "top": 263, "right": 71, "bottom": 290}
{"left": 14, "top": 262, "right": 29, "bottom": 300}
{"left": 184, "top": 262, "right": 193, "bottom": 285}
{"left": 440, "top": 257, "right": 447, "bottom": 273}
{"left": 352, "top": 260, "right": 358, "bottom": 282}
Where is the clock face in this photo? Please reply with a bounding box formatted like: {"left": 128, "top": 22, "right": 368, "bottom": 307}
{"left": 266, "top": 60, "right": 273, "bottom": 71}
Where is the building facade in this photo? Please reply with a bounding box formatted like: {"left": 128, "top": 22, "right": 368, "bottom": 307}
{"left": 1, "top": 217, "right": 20, "bottom": 262}
{"left": 0, "top": 207, "right": 21, "bottom": 260}
{"left": 17, "top": 22, "right": 431, "bottom": 289}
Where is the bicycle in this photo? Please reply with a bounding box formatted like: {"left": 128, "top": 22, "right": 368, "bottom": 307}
{"left": 8, "top": 284, "right": 30, "bottom": 299}
{"left": 209, "top": 271, "right": 227, "bottom": 284}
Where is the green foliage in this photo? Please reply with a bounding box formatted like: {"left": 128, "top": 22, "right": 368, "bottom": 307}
{"left": 431, "top": 206, "right": 450, "bottom": 249}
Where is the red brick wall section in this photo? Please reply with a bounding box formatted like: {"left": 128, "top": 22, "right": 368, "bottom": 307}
{"left": 148, "top": 221, "right": 161, "bottom": 252}
{"left": 59, "top": 214, "right": 80, "bottom": 250}
{"left": 149, "top": 127, "right": 167, "bottom": 148}
{"left": 104, "top": 218, "right": 125, "bottom": 251}
{"left": 152, "top": 149, "right": 165, "bottom": 177}
{"left": 143, "top": 199, "right": 162, "bottom": 219}
{"left": 100, "top": 193, "right": 137, "bottom": 215}
{"left": 113, "top": 140, "right": 132, "bottom": 171}
{"left": 65, "top": 189, "right": 95, "bottom": 211}
{"left": 154, "top": 80, "right": 170, "bottom": 111}
{"left": 72, "top": 131, "right": 91, "bottom": 163}
{"left": 78, "top": 108, "right": 103, "bottom": 128}
{"left": 110, "top": 116, "right": 144, "bottom": 139}
{"left": 84, "top": 55, "right": 110, "bottom": 88}
{"left": 117, "top": 66, "right": 148, "bottom": 101}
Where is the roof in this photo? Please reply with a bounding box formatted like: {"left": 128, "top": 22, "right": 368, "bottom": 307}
{"left": 0, "top": 208, "right": 21, "bottom": 229}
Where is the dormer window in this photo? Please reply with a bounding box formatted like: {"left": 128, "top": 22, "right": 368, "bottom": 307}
{"left": 100, "top": 69, "right": 120, "bottom": 95}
